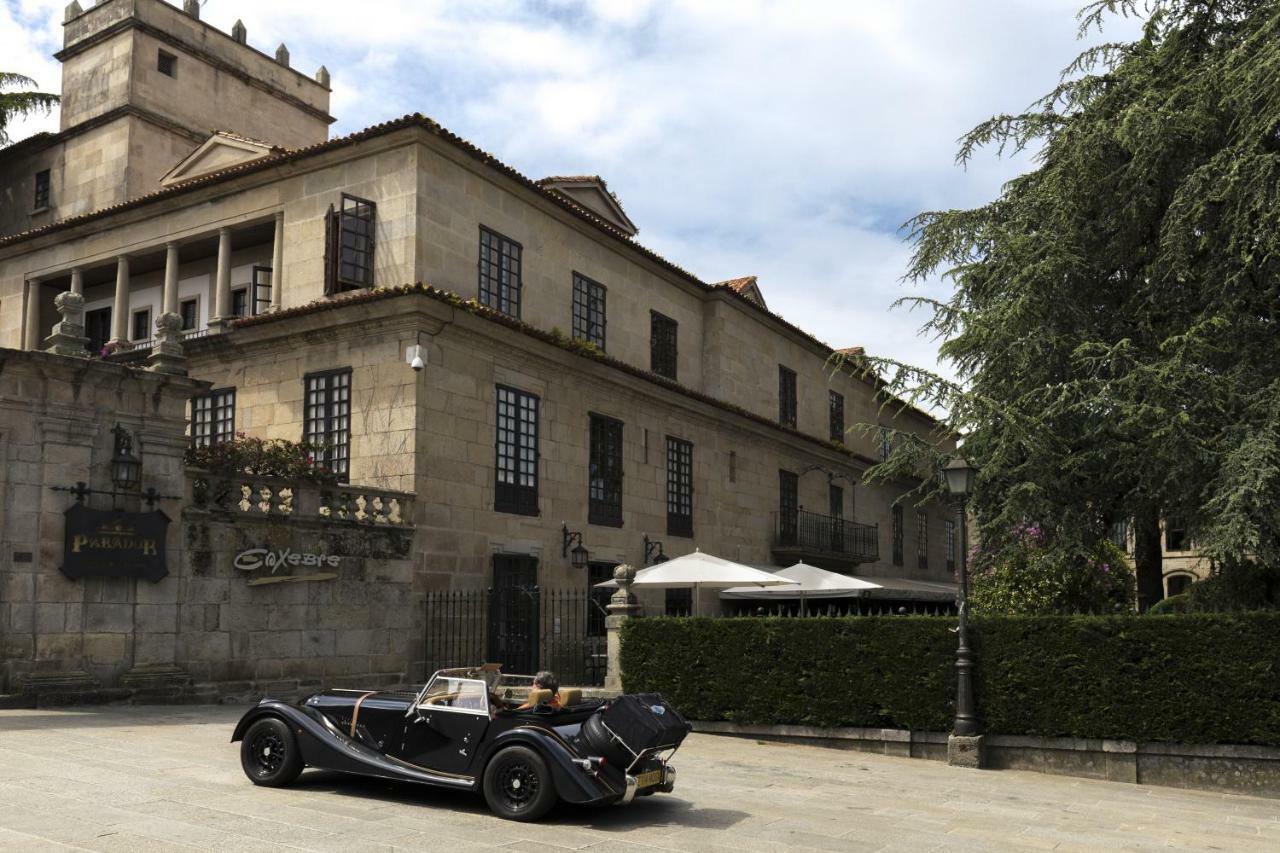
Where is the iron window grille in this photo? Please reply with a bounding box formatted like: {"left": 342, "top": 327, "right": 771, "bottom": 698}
{"left": 304, "top": 368, "right": 352, "bottom": 481}
{"left": 779, "top": 366, "right": 797, "bottom": 428}
{"left": 588, "top": 413, "right": 623, "bottom": 527}
{"left": 917, "top": 511, "right": 929, "bottom": 571}
{"left": 945, "top": 519, "right": 956, "bottom": 574}
{"left": 324, "top": 195, "right": 376, "bottom": 294}
{"left": 252, "top": 266, "right": 272, "bottom": 316}
{"left": 131, "top": 308, "right": 151, "bottom": 342}
{"left": 779, "top": 470, "right": 799, "bottom": 544}
{"left": 479, "top": 227, "right": 523, "bottom": 318}
{"left": 666, "top": 436, "right": 694, "bottom": 537}
{"left": 829, "top": 391, "right": 845, "bottom": 443}
{"left": 495, "top": 385, "right": 539, "bottom": 516}
{"left": 572, "top": 273, "right": 607, "bottom": 349}
{"left": 33, "top": 169, "right": 50, "bottom": 210}
{"left": 892, "top": 505, "right": 904, "bottom": 567}
{"left": 179, "top": 298, "right": 198, "bottom": 331}
{"left": 650, "top": 311, "right": 678, "bottom": 380}
{"left": 879, "top": 427, "right": 893, "bottom": 461}
{"left": 192, "top": 388, "right": 236, "bottom": 448}
{"left": 157, "top": 49, "right": 177, "bottom": 77}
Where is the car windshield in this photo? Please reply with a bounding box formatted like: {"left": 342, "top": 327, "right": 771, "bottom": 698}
{"left": 416, "top": 676, "right": 488, "bottom": 713}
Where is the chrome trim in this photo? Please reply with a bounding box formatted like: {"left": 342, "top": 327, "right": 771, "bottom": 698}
{"left": 618, "top": 773, "right": 638, "bottom": 806}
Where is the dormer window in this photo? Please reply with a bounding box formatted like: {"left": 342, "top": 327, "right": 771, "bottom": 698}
{"left": 157, "top": 50, "right": 177, "bottom": 78}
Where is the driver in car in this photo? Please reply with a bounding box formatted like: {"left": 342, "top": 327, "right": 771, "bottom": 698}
{"left": 516, "top": 671, "right": 562, "bottom": 710}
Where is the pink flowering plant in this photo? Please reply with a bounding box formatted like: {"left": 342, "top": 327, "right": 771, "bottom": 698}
{"left": 967, "top": 524, "right": 1135, "bottom": 615}
{"left": 185, "top": 433, "right": 336, "bottom": 484}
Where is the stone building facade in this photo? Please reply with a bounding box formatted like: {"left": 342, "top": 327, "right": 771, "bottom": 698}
{"left": 2, "top": 0, "right": 963, "bottom": 678}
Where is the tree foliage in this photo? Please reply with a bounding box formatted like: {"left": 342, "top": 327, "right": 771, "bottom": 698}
{"left": 860, "top": 0, "right": 1280, "bottom": 598}
{"left": 0, "top": 72, "right": 58, "bottom": 146}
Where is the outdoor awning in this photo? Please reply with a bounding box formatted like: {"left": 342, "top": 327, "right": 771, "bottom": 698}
{"left": 719, "top": 563, "right": 957, "bottom": 603}
{"left": 594, "top": 551, "right": 799, "bottom": 590}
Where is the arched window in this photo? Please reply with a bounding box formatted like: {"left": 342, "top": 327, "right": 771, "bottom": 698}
{"left": 1165, "top": 573, "right": 1194, "bottom": 597}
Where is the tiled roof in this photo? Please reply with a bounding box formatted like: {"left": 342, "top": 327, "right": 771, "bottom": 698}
{"left": 714, "top": 276, "right": 758, "bottom": 294}
{"left": 0, "top": 111, "right": 939, "bottom": 428}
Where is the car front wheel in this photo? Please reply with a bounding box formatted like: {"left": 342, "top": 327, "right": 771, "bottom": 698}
{"left": 240, "top": 717, "right": 304, "bottom": 787}
{"left": 482, "top": 745, "right": 558, "bottom": 821}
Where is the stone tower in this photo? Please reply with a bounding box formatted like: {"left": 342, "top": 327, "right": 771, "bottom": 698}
{"left": 0, "top": 0, "right": 334, "bottom": 237}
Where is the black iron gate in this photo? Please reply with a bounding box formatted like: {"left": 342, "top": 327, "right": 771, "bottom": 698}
{"left": 424, "top": 586, "right": 608, "bottom": 687}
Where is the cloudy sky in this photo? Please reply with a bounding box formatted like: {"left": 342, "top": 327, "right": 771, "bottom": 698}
{"left": 3, "top": 0, "right": 1142, "bottom": 379}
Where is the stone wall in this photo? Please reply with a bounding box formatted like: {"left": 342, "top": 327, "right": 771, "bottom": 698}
{"left": 0, "top": 347, "right": 424, "bottom": 702}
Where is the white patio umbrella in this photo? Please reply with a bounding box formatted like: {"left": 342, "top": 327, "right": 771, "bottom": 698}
{"left": 720, "top": 561, "right": 880, "bottom": 614}
{"left": 594, "top": 550, "right": 797, "bottom": 615}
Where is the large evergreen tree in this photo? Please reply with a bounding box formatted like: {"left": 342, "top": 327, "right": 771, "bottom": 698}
{"left": 863, "top": 0, "right": 1280, "bottom": 608}
{"left": 0, "top": 72, "right": 58, "bottom": 146}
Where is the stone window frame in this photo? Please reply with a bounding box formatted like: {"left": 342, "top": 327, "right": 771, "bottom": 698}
{"left": 33, "top": 168, "right": 50, "bottom": 211}
{"left": 666, "top": 435, "right": 694, "bottom": 538}
{"left": 130, "top": 306, "right": 152, "bottom": 343}
{"left": 303, "top": 368, "right": 352, "bottom": 481}
{"left": 157, "top": 49, "right": 178, "bottom": 78}
{"left": 778, "top": 365, "right": 797, "bottom": 428}
{"left": 650, "top": 311, "right": 678, "bottom": 380}
{"left": 479, "top": 226, "right": 523, "bottom": 318}
{"left": 588, "top": 412, "right": 623, "bottom": 527}
{"left": 571, "top": 272, "right": 607, "bottom": 350}
{"left": 829, "top": 390, "right": 845, "bottom": 443}
{"left": 192, "top": 388, "right": 236, "bottom": 448}
{"left": 892, "top": 504, "right": 904, "bottom": 567}
{"left": 495, "top": 384, "right": 539, "bottom": 516}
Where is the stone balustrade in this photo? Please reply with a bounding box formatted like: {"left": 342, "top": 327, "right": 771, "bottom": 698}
{"left": 187, "top": 470, "right": 414, "bottom": 526}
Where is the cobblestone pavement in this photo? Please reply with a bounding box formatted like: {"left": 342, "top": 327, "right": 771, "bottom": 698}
{"left": 0, "top": 705, "right": 1277, "bottom": 852}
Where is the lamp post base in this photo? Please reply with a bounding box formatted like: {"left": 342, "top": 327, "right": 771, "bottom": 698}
{"left": 947, "top": 734, "right": 985, "bottom": 769}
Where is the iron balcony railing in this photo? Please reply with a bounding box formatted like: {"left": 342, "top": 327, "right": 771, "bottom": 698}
{"left": 773, "top": 509, "right": 879, "bottom": 562}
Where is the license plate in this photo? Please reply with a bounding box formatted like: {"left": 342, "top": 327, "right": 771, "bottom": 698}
{"left": 635, "top": 769, "right": 662, "bottom": 789}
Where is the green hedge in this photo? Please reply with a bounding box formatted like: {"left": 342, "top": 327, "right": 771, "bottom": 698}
{"left": 620, "top": 612, "right": 1280, "bottom": 745}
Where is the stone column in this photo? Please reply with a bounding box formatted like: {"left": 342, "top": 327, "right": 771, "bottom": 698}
{"left": 23, "top": 278, "right": 41, "bottom": 351}
{"left": 44, "top": 291, "right": 90, "bottom": 356}
{"left": 270, "top": 211, "right": 284, "bottom": 312}
{"left": 604, "top": 564, "right": 641, "bottom": 693}
{"left": 69, "top": 268, "right": 83, "bottom": 296}
{"left": 209, "top": 228, "right": 233, "bottom": 331}
{"left": 109, "top": 255, "right": 130, "bottom": 347}
{"left": 162, "top": 242, "right": 180, "bottom": 315}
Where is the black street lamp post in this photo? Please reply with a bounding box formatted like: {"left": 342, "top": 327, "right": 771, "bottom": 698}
{"left": 943, "top": 457, "right": 979, "bottom": 739}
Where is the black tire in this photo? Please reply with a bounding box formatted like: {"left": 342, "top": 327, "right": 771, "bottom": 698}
{"left": 482, "top": 745, "right": 559, "bottom": 821}
{"left": 240, "top": 717, "right": 304, "bottom": 787}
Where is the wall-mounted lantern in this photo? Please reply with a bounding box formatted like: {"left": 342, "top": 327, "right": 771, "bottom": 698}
{"left": 110, "top": 424, "right": 141, "bottom": 491}
{"left": 562, "top": 523, "right": 589, "bottom": 569}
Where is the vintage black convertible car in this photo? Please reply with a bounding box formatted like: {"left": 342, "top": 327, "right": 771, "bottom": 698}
{"left": 231, "top": 665, "right": 691, "bottom": 821}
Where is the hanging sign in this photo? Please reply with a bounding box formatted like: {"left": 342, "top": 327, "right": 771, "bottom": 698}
{"left": 61, "top": 504, "right": 170, "bottom": 583}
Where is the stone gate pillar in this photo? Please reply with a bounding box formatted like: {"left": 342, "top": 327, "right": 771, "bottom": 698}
{"left": 604, "top": 563, "right": 641, "bottom": 693}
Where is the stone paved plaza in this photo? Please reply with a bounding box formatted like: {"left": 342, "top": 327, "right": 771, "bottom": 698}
{"left": 0, "top": 705, "right": 1276, "bottom": 852}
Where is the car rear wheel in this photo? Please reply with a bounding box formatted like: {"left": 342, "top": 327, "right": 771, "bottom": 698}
{"left": 240, "top": 717, "right": 303, "bottom": 787}
{"left": 482, "top": 745, "right": 558, "bottom": 821}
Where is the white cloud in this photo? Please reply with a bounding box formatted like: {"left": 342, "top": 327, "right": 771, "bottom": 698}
{"left": 4, "top": 0, "right": 1145, "bottom": 382}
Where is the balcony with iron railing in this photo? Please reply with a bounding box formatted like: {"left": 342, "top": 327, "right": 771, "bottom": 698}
{"left": 771, "top": 508, "right": 879, "bottom": 568}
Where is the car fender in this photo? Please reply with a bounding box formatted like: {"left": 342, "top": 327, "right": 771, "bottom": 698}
{"left": 482, "top": 725, "right": 621, "bottom": 805}
{"left": 232, "top": 699, "right": 477, "bottom": 791}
